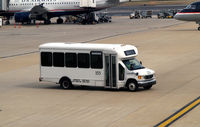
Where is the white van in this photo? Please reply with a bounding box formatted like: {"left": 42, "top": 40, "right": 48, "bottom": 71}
{"left": 39, "top": 43, "right": 156, "bottom": 91}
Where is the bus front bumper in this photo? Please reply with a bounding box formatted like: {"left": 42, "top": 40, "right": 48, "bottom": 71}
{"left": 138, "top": 79, "right": 156, "bottom": 87}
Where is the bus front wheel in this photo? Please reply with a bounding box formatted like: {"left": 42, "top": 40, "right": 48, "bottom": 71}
{"left": 127, "top": 82, "right": 138, "bottom": 91}
{"left": 60, "top": 79, "right": 72, "bottom": 89}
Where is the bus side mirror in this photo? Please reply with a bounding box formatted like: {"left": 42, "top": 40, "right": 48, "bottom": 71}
{"left": 140, "top": 61, "right": 142, "bottom": 65}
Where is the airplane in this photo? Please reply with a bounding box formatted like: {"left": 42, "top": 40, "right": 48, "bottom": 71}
{"left": 174, "top": 1, "right": 200, "bottom": 31}
{"left": 2, "top": 0, "right": 127, "bottom": 25}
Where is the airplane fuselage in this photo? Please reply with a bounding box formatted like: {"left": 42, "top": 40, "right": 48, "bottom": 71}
{"left": 175, "top": 1, "right": 200, "bottom": 22}
{"left": 4, "top": 0, "right": 126, "bottom": 24}
{"left": 7, "top": 0, "right": 121, "bottom": 23}
{"left": 174, "top": 1, "right": 200, "bottom": 30}
{"left": 9, "top": 0, "right": 118, "bottom": 13}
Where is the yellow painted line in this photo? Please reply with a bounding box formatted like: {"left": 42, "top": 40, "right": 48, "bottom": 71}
{"left": 155, "top": 96, "right": 200, "bottom": 127}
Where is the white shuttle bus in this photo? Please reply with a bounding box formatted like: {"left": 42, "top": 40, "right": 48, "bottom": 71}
{"left": 39, "top": 43, "right": 156, "bottom": 91}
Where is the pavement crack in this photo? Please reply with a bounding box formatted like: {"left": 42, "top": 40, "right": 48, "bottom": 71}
{"left": 0, "top": 51, "right": 38, "bottom": 59}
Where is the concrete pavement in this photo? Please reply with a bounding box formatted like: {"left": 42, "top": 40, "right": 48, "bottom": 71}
{"left": 0, "top": 17, "right": 199, "bottom": 127}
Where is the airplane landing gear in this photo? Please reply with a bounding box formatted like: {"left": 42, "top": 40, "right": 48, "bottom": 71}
{"left": 5, "top": 20, "right": 10, "bottom": 25}
{"left": 57, "top": 18, "right": 63, "bottom": 24}
{"left": 80, "top": 13, "right": 98, "bottom": 25}
{"left": 196, "top": 22, "right": 200, "bottom": 31}
{"left": 5, "top": 16, "right": 10, "bottom": 25}
{"left": 44, "top": 19, "right": 51, "bottom": 24}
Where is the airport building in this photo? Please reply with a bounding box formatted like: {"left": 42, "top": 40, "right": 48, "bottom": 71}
{"left": 0, "top": 0, "right": 7, "bottom": 11}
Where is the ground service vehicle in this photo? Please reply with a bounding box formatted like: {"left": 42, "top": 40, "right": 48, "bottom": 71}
{"left": 129, "top": 11, "right": 140, "bottom": 19}
{"left": 157, "top": 10, "right": 169, "bottom": 19}
{"left": 140, "top": 10, "right": 152, "bottom": 18}
{"left": 97, "top": 12, "right": 112, "bottom": 23}
{"left": 39, "top": 43, "right": 156, "bottom": 91}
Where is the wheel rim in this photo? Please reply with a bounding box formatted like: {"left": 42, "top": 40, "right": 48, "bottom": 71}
{"left": 128, "top": 83, "right": 136, "bottom": 91}
{"left": 62, "top": 81, "right": 70, "bottom": 89}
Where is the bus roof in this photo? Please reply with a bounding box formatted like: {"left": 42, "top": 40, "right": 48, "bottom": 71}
{"left": 39, "top": 42, "right": 138, "bottom": 58}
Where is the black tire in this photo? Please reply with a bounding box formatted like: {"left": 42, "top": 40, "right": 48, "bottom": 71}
{"left": 57, "top": 18, "right": 63, "bottom": 24}
{"left": 5, "top": 20, "right": 10, "bottom": 25}
{"left": 198, "top": 27, "right": 200, "bottom": 31}
{"left": 127, "top": 82, "right": 138, "bottom": 91}
{"left": 143, "top": 85, "right": 152, "bottom": 90}
{"left": 60, "top": 79, "right": 72, "bottom": 89}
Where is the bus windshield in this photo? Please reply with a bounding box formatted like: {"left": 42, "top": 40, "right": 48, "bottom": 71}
{"left": 122, "top": 58, "right": 144, "bottom": 70}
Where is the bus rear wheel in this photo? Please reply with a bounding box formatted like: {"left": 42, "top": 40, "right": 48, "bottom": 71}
{"left": 60, "top": 79, "right": 72, "bottom": 89}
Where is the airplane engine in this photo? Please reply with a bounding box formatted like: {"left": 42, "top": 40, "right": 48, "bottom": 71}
{"left": 29, "top": 4, "right": 48, "bottom": 20}
{"left": 14, "top": 12, "right": 31, "bottom": 23}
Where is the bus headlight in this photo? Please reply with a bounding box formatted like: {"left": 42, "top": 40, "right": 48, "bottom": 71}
{"left": 138, "top": 76, "right": 142, "bottom": 80}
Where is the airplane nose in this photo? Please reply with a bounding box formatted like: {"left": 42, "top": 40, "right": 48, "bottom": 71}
{"left": 174, "top": 13, "right": 179, "bottom": 20}
{"left": 174, "top": 12, "right": 187, "bottom": 21}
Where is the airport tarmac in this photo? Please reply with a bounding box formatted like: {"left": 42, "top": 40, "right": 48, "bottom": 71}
{"left": 0, "top": 17, "right": 200, "bottom": 127}
{"left": 0, "top": 17, "right": 182, "bottom": 57}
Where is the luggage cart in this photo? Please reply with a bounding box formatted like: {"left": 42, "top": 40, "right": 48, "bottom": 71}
{"left": 140, "top": 10, "right": 152, "bottom": 18}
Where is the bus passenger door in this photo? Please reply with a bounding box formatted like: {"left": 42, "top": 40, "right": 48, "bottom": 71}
{"left": 105, "top": 54, "right": 117, "bottom": 88}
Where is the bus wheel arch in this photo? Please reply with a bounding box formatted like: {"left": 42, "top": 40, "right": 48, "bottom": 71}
{"left": 126, "top": 79, "right": 138, "bottom": 91}
{"left": 59, "top": 77, "right": 72, "bottom": 89}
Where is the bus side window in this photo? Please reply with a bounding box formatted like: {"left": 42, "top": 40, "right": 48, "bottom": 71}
{"left": 91, "top": 51, "right": 103, "bottom": 69}
{"left": 78, "top": 53, "right": 90, "bottom": 68}
{"left": 65, "top": 53, "right": 77, "bottom": 67}
{"left": 119, "top": 64, "right": 125, "bottom": 81}
{"left": 41, "top": 52, "right": 52, "bottom": 67}
{"left": 53, "top": 52, "right": 64, "bottom": 67}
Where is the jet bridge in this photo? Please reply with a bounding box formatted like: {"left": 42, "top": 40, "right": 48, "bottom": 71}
{"left": 0, "top": 0, "right": 12, "bottom": 25}
{"left": 0, "top": 0, "right": 8, "bottom": 11}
